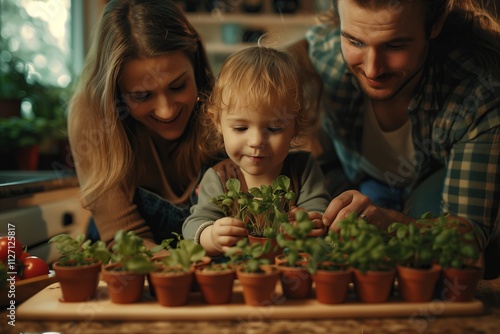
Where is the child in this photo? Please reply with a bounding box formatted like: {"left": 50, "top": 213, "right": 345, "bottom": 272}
{"left": 182, "top": 46, "right": 330, "bottom": 256}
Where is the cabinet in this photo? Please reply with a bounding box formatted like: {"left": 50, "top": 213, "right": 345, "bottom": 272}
{"left": 184, "top": 1, "right": 326, "bottom": 73}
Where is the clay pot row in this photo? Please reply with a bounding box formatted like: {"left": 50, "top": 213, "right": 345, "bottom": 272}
{"left": 53, "top": 260, "right": 482, "bottom": 306}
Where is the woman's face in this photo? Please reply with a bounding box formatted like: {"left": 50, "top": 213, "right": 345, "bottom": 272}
{"left": 119, "top": 52, "right": 198, "bottom": 140}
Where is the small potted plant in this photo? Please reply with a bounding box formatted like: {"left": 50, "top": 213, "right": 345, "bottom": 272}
{"left": 210, "top": 175, "right": 296, "bottom": 263}
{"left": 388, "top": 214, "right": 441, "bottom": 302}
{"left": 225, "top": 238, "right": 280, "bottom": 306}
{"left": 245, "top": 175, "right": 296, "bottom": 239}
{"left": 149, "top": 233, "right": 206, "bottom": 306}
{"left": 339, "top": 213, "right": 396, "bottom": 303}
{"left": 429, "top": 213, "right": 481, "bottom": 302}
{"left": 102, "top": 230, "right": 156, "bottom": 304}
{"left": 49, "top": 233, "right": 110, "bottom": 302}
{"left": 306, "top": 229, "right": 353, "bottom": 304}
{"left": 275, "top": 210, "right": 315, "bottom": 299}
{"left": 194, "top": 261, "right": 236, "bottom": 305}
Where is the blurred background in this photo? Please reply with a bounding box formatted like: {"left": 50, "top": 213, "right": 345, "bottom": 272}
{"left": 0, "top": 0, "right": 498, "bottom": 172}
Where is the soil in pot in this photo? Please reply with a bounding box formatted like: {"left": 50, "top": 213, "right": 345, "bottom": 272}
{"left": 439, "top": 266, "right": 482, "bottom": 302}
{"left": 312, "top": 267, "right": 353, "bottom": 304}
{"left": 195, "top": 267, "right": 236, "bottom": 305}
{"left": 102, "top": 264, "right": 146, "bottom": 304}
{"left": 353, "top": 268, "right": 396, "bottom": 303}
{"left": 53, "top": 261, "right": 101, "bottom": 302}
{"left": 150, "top": 269, "right": 194, "bottom": 306}
{"left": 396, "top": 264, "right": 441, "bottom": 302}
{"left": 236, "top": 265, "right": 281, "bottom": 306}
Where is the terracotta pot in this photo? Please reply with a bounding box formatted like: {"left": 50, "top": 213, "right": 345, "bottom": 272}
{"left": 195, "top": 267, "right": 236, "bottom": 304}
{"left": 276, "top": 265, "right": 312, "bottom": 299}
{"left": 396, "top": 264, "right": 441, "bottom": 302}
{"left": 53, "top": 261, "right": 101, "bottom": 302}
{"left": 236, "top": 265, "right": 281, "bottom": 306}
{"left": 0, "top": 98, "right": 21, "bottom": 117}
{"left": 274, "top": 253, "right": 313, "bottom": 299}
{"left": 353, "top": 268, "right": 396, "bottom": 303}
{"left": 439, "top": 266, "right": 482, "bottom": 302}
{"left": 248, "top": 235, "right": 282, "bottom": 264}
{"left": 17, "top": 145, "right": 39, "bottom": 170}
{"left": 102, "top": 263, "right": 146, "bottom": 304}
{"left": 312, "top": 267, "right": 353, "bottom": 304}
{"left": 191, "top": 256, "right": 212, "bottom": 292}
{"left": 150, "top": 269, "right": 194, "bottom": 306}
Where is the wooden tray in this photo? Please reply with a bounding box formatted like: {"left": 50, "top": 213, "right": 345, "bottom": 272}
{"left": 17, "top": 281, "right": 483, "bottom": 321}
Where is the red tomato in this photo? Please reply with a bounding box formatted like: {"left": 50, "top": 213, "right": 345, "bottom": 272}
{"left": 0, "top": 236, "right": 23, "bottom": 264}
{"left": 21, "top": 256, "right": 49, "bottom": 279}
{"left": 18, "top": 250, "right": 30, "bottom": 262}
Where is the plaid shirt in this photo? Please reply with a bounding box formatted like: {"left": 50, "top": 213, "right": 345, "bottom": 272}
{"left": 306, "top": 24, "right": 500, "bottom": 250}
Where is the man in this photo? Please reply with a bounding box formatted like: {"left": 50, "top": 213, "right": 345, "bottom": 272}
{"left": 289, "top": 0, "right": 500, "bottom": 278}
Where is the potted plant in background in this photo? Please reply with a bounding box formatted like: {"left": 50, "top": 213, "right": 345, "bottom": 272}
{"left": 306, "top": 229, "right": 353, "bottom": 304}
{"left": 429, "top": 213, "right": 481, "bottom": 302}
{"left": 388, "top": 214, "right": 441, "bottom": 302}
{"left": 102, "top": 230, "right": 156, "bottom": 304}
{"left": 274, "top": 210, "right": 315, "bottom": 299}
{"left": 149, "top": 233, "right": 206, "bottom": 306}
{"left": 0, "top": 44, "right": 71, "bottom": 171}
{"left": 225, "top": 238, "right": 280, "bottom": 306}
{"left": 49, "top": 233, "right": 110, "bottom": 302}
{"left": 339, "top": 213, "right": 396, "bottom": 303}
{"left": 0, "top": 116, "right": 49, "bottom": 170}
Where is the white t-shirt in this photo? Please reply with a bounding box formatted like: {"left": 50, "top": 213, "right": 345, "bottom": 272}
{"left": 360, "top": 98, "right": 416, "bottom": 188}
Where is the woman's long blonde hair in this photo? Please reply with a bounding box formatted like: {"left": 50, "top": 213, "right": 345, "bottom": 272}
{"left": 200, "top": 46, "right": 318, "bottom": 156}
{"left": 68, "top": 0, "right": 213, "bottom": 205}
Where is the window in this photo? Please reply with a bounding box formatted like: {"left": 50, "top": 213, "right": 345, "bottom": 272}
{"left": 0, "top": 0, "right": 75, "bottom": 88}
{"left": 0, "top": 0, "right": 84, "bottom": 171}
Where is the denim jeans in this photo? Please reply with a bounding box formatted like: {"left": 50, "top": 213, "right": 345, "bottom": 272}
{"left": 86, "top": 186, "right": 196, "bottom": 245}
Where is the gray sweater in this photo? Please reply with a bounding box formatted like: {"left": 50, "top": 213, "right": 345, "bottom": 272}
{"left": 182, "top": 151, "right": 330, "bottom": 240}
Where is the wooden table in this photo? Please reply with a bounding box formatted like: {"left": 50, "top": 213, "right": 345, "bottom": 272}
{"left": 2, "top": 278, "right": 499, "bottom": 334}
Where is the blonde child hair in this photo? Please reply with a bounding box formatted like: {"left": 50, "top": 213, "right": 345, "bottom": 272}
{"left": 200, "top": 46, "right": 318, "bottom": 156}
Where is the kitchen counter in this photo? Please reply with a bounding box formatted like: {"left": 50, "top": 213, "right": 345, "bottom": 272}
{"left": 0, "top": 170, "right": 79, "bottom": 199}
{"left": 2, "top": 278, "right": 499, "bottom": 334}
{"left": 0, "top": 170, "right": 89, "bottom": 263}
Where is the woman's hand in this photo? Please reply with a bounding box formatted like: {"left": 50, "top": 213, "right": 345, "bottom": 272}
{"left": 321, "top": 190, "right": 396, "bottom": 232}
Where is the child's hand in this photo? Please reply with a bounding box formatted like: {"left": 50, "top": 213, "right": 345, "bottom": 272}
{"left": 210, "top": 217, "right": 248, "bottom": 253}
{"left": 307, "top": 211, "right": 326, "bottom": 237}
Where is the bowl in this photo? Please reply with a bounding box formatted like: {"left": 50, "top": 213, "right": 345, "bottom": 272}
{"left": 1, "top": 270, "right": 57, "bottom": 306}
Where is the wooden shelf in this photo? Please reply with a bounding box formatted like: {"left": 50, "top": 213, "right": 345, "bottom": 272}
{"left": 205, "top": 42, "right": 257, "bottom": 54}
{"left": 186, "top": 13, "right": 319, "bottom": 27}
{"left": 186, "top": 10, "right": 320, "bottom": 73}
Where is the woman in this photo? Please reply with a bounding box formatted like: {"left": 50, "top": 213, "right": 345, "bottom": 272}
{"left": 68, "top": 0, "right": 216, "bottom": 248}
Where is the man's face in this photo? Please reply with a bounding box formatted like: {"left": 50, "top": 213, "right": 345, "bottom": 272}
{"left": 338, "top": 0, "right": 431, "bottom": 101}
